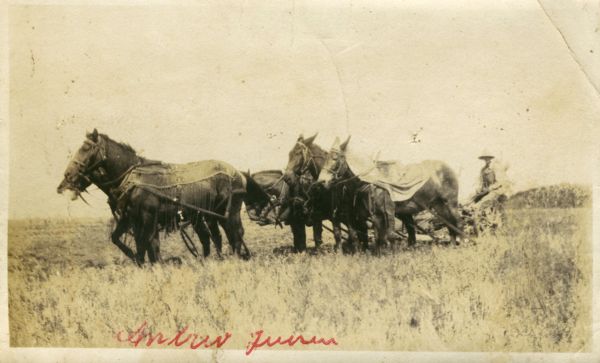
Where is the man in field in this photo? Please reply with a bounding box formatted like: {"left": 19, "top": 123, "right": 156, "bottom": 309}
{"left": 474, "top": 150, "right": 497, "bottom": 203}
{"left": 464, "top": 151, "right": 510, "bottom": 234}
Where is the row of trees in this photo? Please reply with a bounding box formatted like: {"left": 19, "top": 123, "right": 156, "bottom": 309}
{"left": 506, "top": 184, "right": 591, "bottom": 209}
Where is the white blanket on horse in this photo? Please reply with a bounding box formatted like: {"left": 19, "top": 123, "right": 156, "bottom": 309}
{"left": 346, "top": 152, "right": 436, "bottom": 202}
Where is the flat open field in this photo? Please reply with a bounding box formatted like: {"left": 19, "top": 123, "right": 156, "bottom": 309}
{"left": 7, "top": 208, "right": 592, "bottom": 352}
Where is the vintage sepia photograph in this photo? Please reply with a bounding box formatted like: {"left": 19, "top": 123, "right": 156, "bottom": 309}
{"left": 1, "top": 0, "right": 599, "bottom": 362}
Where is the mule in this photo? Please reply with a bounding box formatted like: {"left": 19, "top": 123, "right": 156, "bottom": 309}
{"left": 317, "top": 136, "right": 463, "bottom": 246}
{"left": 57, "top": 129, "right": 261, "bottom": 264}
{"left": 315, "top": 137, "right": 395, "bottom": 254}
{"left": 283, "top": 134, "right": 351, "bottom": 252}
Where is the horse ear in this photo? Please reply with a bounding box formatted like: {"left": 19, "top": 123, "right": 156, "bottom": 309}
{"left": 340, "top": 135, "right": 351, "bottom": 151}
{"left": 304, "top": 132, "right": 318, "bottom": 146}
{"left": 87, "top": 128, "right": 98, "bottom": 142}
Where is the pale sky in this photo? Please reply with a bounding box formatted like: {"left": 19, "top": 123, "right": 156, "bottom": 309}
{"left": 8, "top": 1, "right": 599, "bottom": 218}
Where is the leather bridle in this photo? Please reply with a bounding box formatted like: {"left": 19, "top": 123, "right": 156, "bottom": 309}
{"left": 323, "top": 152, "right": 360, "bottom": 187}
{"left": 294, "top": 142, "right": 324, "bottom": 179}
{"left": 65, "top": 138, "right": 108, "bottom": 192}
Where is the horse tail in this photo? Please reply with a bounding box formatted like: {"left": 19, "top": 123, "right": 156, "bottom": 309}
{"left": 437, "top": 162, "right": 459, "bottom": 208}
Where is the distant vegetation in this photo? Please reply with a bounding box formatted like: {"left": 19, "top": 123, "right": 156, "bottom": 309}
{"left": 507, "top": 184, "right": 591, "bottom": 209}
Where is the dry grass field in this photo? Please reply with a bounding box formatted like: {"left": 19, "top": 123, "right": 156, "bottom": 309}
{"left": 7, "top": 208, "right": 592, "bottom": 352}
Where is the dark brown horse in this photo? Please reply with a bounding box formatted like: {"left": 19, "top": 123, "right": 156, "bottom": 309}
{"left": 57, "top": 129, "right": 260, "bottom": 264}
{"left": 317, "top": 136, "right": 463, "bottom": 246}
{"left": 283, "top": 134, "right": 346, "bottom": 252}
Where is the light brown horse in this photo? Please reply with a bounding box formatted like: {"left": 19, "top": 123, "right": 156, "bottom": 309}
{"left": 317, "top": 136, "right": 463, "bottom": 246}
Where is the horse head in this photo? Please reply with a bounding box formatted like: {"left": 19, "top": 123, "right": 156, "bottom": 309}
{"left": 317, "top": 135, "right": 351, "bottom": 189}
{"left": 57, "top": 128, "right": 107, "bottom": 200}
{"left": 283, "top": 132, "right": 319, "bottom": 184}
{"left": 58, "top": 129, "right": 140, "bottom": 201}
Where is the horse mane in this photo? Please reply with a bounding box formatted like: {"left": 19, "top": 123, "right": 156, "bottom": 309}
{"left": 99, "top": 133, "right": 138, "bottom": 155}
{"left": 308, "top": 142, "right": 328, "bottom": 159}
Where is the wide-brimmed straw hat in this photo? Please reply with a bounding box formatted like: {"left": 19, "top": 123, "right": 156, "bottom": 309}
{"left": 478, "top": 149, "right": 494, "bottom": 160}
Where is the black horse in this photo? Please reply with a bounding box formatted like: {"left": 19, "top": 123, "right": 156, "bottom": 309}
{"left": 317, "top": 136, "right": 463, "bottom": 247}
{"left": 244, "top": 169, "right": 343, "bottom": 252}
{"left": 57, "top": 129, "right": 266, "bottom": 264}
{"left": 243, "top": 170, "right": 288, "bottom": 225}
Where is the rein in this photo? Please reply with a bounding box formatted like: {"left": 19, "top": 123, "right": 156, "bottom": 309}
{"left": 96, "top": 163, "right": 141, "bottom": 188}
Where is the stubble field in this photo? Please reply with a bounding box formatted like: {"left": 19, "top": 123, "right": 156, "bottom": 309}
{"left": 7, "top": 208, "right": 592, "bottom": 352}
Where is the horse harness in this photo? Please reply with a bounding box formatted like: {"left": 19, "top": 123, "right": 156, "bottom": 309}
{"left": 295, "top": 142, "right": 325, "bottom": 179}
{"left": 73, "top": 137, "right": 244, "bottom": 222}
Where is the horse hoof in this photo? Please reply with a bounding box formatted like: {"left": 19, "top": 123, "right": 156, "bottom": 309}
{"left": 165, "top": 257, "right": 182, "bottom": 265}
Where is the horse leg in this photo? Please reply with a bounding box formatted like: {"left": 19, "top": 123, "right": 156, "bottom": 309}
{"left": 208, "top": 218, "right": 223, "bottom": 258}
{"left": 400, "top": 214, "right": 416, "bottom": 247}
{"left": 193, "top": 220, "right": 212, "bottom": 257}
{"left": 133, "top": 237, "right": 146, "bottom": 266}
{"left": 371, "top": 194, "right": 394, "bottom": 256}
{"left": 148, "top": 231, "right": 162, "bottom": 264}
{"left": 110, "top": 216, "right": 137, "bottom": 262}
{"left": 433, "top": 202, "right": 462, "bottom": 245}
{"left": 371, "top": 214, "right": 385, "bottom": 256}
{"left": 290, "top": 221, "right": 307, "bottom": 253}
{"left": 146, "top": 210, "right": 163, "bottom": 264}
{"left": 382, "top": 190, "right": 396, "bottom": 251}
{"left": 133, "top": 218, "right": 152, "bottom": 266}
{"left": 233, "top": 213, "right": 247, "bottom": 258}
{"left": 332, "top": 220, "right": 343, "bottom": 252}
{"left": 220, "top": 219, "right": 236, "bottom": 254}
{"left": 223, "top": 198, "right": 248, "bottom": 258}
{"left": 355, "top": 219, "right": 369, "bottom": 253}
{"left": 312, "top": 219, "right": 323, "bottom": 248}
{"left": 345, "top": 222, "right": 359, "bottom": 254}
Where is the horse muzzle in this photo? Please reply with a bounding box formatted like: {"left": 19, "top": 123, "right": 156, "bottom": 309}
{"left": 283, "top": 171, "right": 297, "bottom": 185}
{"left": 57, "top": 179, "right": 68, "bottom": 194}
{"left": 57, "top": 179, "right": 80, "bottom": 200}
{"left": 315, "top": 178, "right": 332, "bottom": 190}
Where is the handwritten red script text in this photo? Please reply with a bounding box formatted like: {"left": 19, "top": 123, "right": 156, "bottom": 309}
{"left": 116, "top": 321, "right": 231, "bottom": 349}
{"left": 245, "top": 329, "right": 338, "bottom": 355}
{"left": 116, "top": 322, "right": 338, "bottom": 355}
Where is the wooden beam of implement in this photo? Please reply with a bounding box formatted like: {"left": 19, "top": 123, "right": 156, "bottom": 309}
{"left": 320, "top": 222, "right": 348, "bottom": 242}
{"left": 412, "top": 200, "right": 471, "bottom": 241}
{"left": 321, "top": 221, "right": 412, "bottom": 242}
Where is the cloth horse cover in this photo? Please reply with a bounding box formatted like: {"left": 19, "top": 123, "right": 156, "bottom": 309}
{"left": 116, "top": 159, "right": 243, "bottom": 216}
{"left": 344, "top": 150, "right": 437, "bottom": 202}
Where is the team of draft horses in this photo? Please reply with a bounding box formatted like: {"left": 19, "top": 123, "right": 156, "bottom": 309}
{"left": 57, "top": 130, "right": 463, "bottom": 265}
